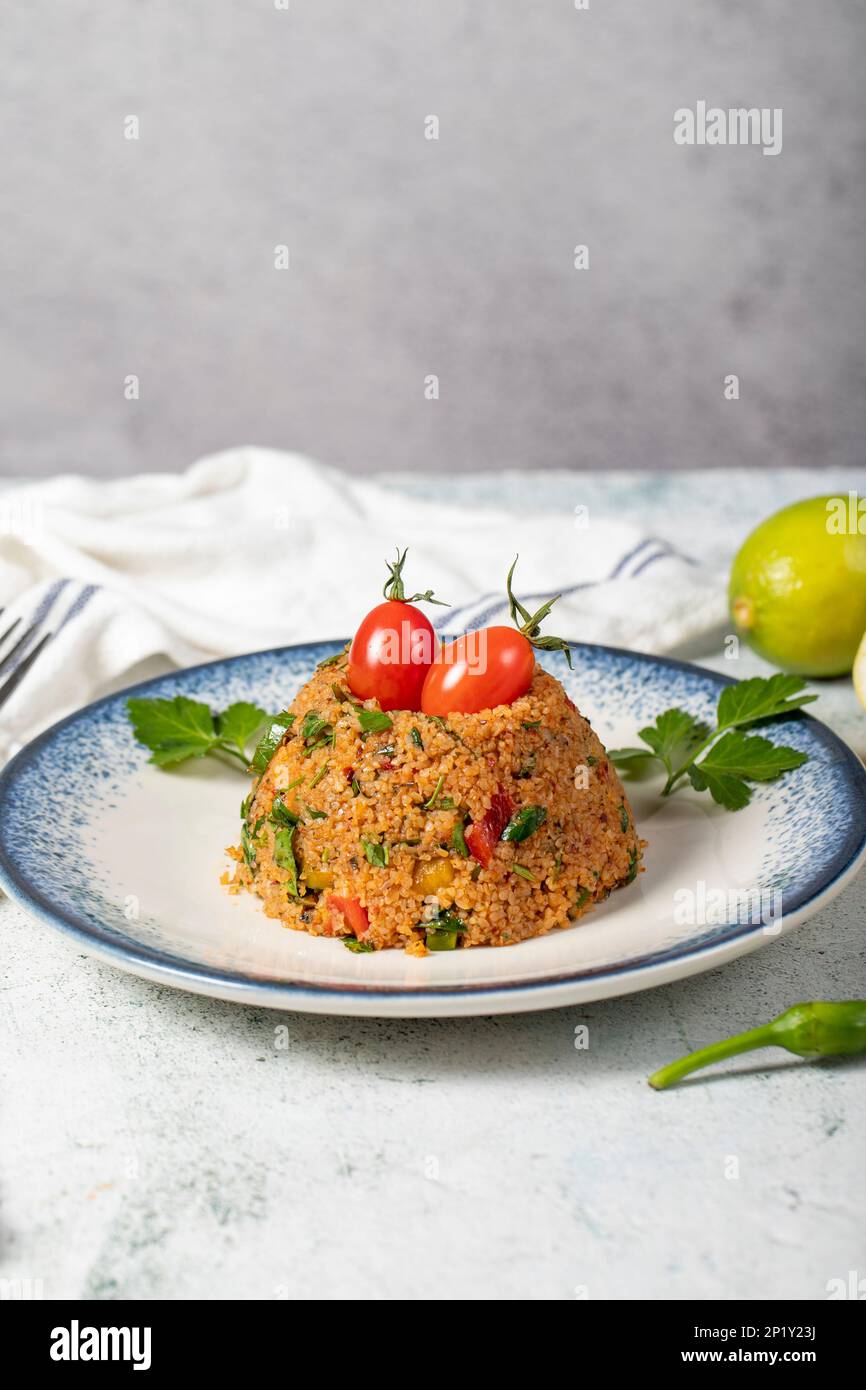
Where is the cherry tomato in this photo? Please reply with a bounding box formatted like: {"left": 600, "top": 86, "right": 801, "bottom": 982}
{"left": 346, "top": 549, "right": 447, "bottom": 711}
{"left": 326, "top": 894, "right": 370, "bottom": 938}
{"left": 465, "top": 788, "right": 514, "bottom": 867}
{"left": 347, "top": 599, "right": 436, "bottom": 711}
{"left": 420, "top": 627, "right": 534, "bottom": 716}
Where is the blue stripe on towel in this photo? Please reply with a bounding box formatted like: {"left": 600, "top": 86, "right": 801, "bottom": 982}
{"left": 55, "top": 584, "right": 99, "bottom": 633}
{"left": 438, "top": 537, "right": 697, "bottom": 632}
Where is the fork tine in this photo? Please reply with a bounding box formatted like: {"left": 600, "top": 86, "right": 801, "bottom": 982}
{"left": 0, "top": 631, "right": 54, "bottom": 712}
{"left": 0, "top": 615, "right": 21, "bottom": 649}
{"left": 0, "top": 621, "right": 43, "bottom": 680}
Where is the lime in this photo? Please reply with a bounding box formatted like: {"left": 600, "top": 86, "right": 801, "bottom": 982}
{"left": 854, "top": 630, "right": 866, "bottom": 712}
{"left": 728, "top": 495, "right": 866, "bottom": 677}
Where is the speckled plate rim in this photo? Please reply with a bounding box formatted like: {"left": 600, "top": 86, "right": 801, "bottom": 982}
{"left": 1, "top": 641, "right": 865, "bottom": 1018}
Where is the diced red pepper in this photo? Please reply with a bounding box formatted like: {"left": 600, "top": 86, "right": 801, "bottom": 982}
{"left": 465, "top": 788, "right": 514, "bottom": 868}
{"left": 342, "top": 766, "right": 355, "bottom": 782}
{"left": 326, "top": 894, "right": 370, "bottom": 938}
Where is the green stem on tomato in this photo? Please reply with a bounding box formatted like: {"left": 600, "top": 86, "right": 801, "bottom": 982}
{"left": 382, "top": 548, "right": 448, "bottom": 606}
{"left": 505, "top": 556, "right": 573, "bottom": 667}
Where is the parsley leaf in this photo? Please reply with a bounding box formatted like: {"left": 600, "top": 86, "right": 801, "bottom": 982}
{"left": 360, "top": 836, "right": 389, "bottom": 868}
{"left": 452, "top": 815, "right": 469, "bottom": 858}
{"left": 273, "top": 824, "right": 300, "bottom": 897}
{"left": 270, "top": 796, "right": 300, "bottom": 828}
{"left": 217, "top": 702, "right": 271, "bottom": 760}
{"left": 687, "top": 731, "right": 808, "bottom": 810}
{"left": 251, "top": 711, "right": 296, "bottom": 773}
{"left": 696, "top": 730, "right": 809, "bottom": 782}
{"left": 605, "top": 746, "right": 658, "bottom": 777}
{"left": 240, "top": 821, "right": 258, "bottom": 870}
{"left": 317, "top": 646, "right": 349, "bottom": 670}
{"left": 636, "top": 709, "right": 710, "bottom": 778}
{"left": 685, "top": 764, "right": 752, "bottom": 811}
{"left": 609, "top": 672, "right": 814, "bottom": 812}
{"left": 128, "top": 696, "right": 271, "bottom": 771}
{"left": 500, "top": 804, "right": 547, "bottom": 843}
{"left": 357, "top": 709, "right": 393, "bottom": 735}
{"left": 127, "top": 695, "right": 215, "bottom": 759}
{"left": 716, "top": 674, "right": 817, "bottom": 730}
{"left": 301, "top": 710, "right": 329, "bottom": 741}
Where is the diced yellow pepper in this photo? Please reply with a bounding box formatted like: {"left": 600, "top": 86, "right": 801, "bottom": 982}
{"left": 304, "top": 868, "right": 334, "bottom": 891}
{"left": 414, "top": 859, "right": 454, "bottom": 896}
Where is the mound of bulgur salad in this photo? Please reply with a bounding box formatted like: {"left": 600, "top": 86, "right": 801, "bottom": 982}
{"left": 225, "top": 654, "right": 642, "bottom": 956}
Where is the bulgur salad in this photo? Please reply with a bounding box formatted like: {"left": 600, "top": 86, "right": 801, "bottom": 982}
{"left": 224, "top": 553, "right": 643, "bottom": 955}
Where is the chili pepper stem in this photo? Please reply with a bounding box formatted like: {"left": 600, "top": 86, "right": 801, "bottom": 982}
{"left": 648, "top": 1022, "right": 780, "bottom": 1090}
{"left": 650, "top": 1002, "right": 866, "bottom": 1090}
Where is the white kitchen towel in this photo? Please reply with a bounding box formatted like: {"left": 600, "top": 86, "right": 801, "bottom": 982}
{"left": 0, "top": 447, "right": 728, "bottom": 760}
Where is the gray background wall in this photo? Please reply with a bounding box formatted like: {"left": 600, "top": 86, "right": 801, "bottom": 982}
{"left": 3, "top": 0, "right": 864, "bottom": 479}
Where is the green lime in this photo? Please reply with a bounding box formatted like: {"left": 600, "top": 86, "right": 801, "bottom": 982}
{"left": 729, "top": 495, "right": 866, "bottom": 677}
{"left": 854, "top": 629, "right": 866, "bottom": 712}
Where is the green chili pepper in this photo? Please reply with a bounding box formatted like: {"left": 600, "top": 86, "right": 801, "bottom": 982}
{"left": 649, "top": 1001, "right": 866, "bottom": 1090}
{"left": 426, "top": 929, "right": 459, "bottom": 951}
{"left": 423, "top": 911, "right": 466, "bottom": 951}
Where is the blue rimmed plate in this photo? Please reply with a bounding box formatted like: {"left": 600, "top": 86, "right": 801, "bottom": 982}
{"left": 0, "top": 641, "right": 864, "bottom": 1017}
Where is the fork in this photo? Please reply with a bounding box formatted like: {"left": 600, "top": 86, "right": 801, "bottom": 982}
{"left": 0, "top": 604, "right": 55, "bottom": 712}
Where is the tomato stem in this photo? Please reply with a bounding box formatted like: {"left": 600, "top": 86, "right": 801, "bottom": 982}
{"left": 382, "top": 548, "right": 449, "bottom": 606}
{"left": 506, "top": 556, "right": 573, "bottom": 668}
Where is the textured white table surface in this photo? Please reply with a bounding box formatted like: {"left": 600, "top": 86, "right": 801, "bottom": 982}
{"left": 2, "top": 469, "right": 865, "bottom": 1301}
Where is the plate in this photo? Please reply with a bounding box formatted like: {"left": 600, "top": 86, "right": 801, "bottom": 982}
{"left": 0, "top": 641, "right": 864, "bottom": 1017}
